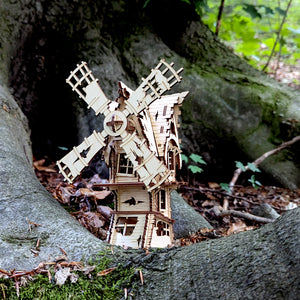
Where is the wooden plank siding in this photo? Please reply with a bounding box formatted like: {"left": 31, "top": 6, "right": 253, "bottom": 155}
{"left": 117, "top": 186, "right": 150, "bottom": 212}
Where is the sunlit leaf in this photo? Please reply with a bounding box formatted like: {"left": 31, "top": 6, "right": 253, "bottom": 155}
{"left": 188, "top": 165, "right": 203, "bottom": 174}
{"left": 247, "top": 163, "right": 260, "bottom": 172}
{"left": 235, "top": 161, "right": 246, "bottom": 171}
{"left": 189, "top": 153, "right": 207, "bottom": 165}
{"left": 220, "top": 183, "right": 231, "bottom": 193}
{"left": 181, "top": 154, "right": 189, "bottom": 164}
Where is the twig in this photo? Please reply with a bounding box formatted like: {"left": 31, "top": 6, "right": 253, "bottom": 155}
{"left": 181, "top": 185, "right": 257, "bottom": 204}
{"left": 215, "top": 0, "right": 225, "bottom": 36}
{"left": 229, "top": 135, "right": 300, "bottom": 192}
{"left": 214, "top": 207, "right": 274, "bottom": 223}
{"left": 262, "top": 0, "right": 293, "bottom": 72}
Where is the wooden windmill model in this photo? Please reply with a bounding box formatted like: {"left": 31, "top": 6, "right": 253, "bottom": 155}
{"left": 57, "top": 59, "right": 189, "bottom": 248}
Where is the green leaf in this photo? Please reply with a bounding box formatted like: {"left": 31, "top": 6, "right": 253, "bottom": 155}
{"left": 247, "top": 163, "right": 260, "bottom": 172}
{"left": 193, "top": 0, "right": 205, "bottom": 16}
{"left": 188, "top": 165, "right": 203, "bottom": 174}
{"left": 181, "top": 0, "right": 191, "bottom": 4}
{"left": 248, "top": 175, "right": 262, "bottom": 188}
{"left": 235, "top": 161, "right": 246, "bottom": 171}
{"left": 261, "top": 5, "right": 274, "bottom": 15}
{"left": 255, "top": 180, "right": 262, "bottom": 187}
{"left": 248, "top": 174, "right": 255, "bottom": 184}
{"left": 291, "top": 52, "right": 300, "bottom": 60}
{"left": 275, "top": 7, "right": 286, "bottom": 16}
{"left": 242, "top": 4, "right": 262, "bottom": 19}
{"left": 189, "top": 153, "right": 207, "bottom": 165}
{"left": 143, "top": 0, "right": 151, "bottom": 8}
{"left": 181, "top": 154, "right": 188, "bottom": 164}
{"left": 220, "top": 183, "right": 231, "bottom": 193}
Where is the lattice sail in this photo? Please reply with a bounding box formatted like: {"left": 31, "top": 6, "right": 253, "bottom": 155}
{"left": 123, "top": 59, "right": 183, "bottom": 116}
{"left": 57, "top": 131, "right": 107, "bottom": 183}
{"left": 66, "top": 61, "right": 111, "bottom": 116}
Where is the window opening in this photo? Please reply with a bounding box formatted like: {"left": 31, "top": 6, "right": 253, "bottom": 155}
{"left": 156, "top": 221, "right": 170, "bottom": 236}
{"left": 115, "top": 217, "right": 138, "bottom": 236}
{"left": 156, "top": 190, "right": 166, "bottom": 211}
{"left": 163, "top": 106, "right": 167, "bottom": 116}
{"left": 168, "top": 150, "right": 175, "bottom": 170}
{"left": 118, "top": 153, "right": 134, "bottom": 174}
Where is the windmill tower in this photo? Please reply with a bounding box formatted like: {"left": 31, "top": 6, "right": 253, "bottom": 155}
{"left": 57, "top": 59, "right": 189, "bottom": 248}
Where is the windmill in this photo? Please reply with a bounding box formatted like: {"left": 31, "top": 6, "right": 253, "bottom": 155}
{"left": 57, "top": 59, "right": 189, "bottom": 248}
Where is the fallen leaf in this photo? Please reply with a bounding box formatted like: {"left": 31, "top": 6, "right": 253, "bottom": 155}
{"left": 97, "top": 205, "right": 113, "bottom": 219}
{"left": 55, "top": 254, "right": 68, "bottom": 262}
{"left": 79, "top": 188, "right": 112, "bottom": 200}
{"left": 69, "top": 273, "right": 79, "bottom": 284}
{"left": 97, "top": 267, "right": 116, "bottom": 276}
{"left": 33, "top": 159, "right": 56, "bottom": 173}
{"left": 55, "top": 267, "right": 71, "bottom": 287}
{"left": 208, "top": 182, "right": 220, "bottom": 189}
{"left": 81, "top": 265, "right": 95, "bottom": 275}
{"left": 227, "top": 220, "right": 256, "bottom": 235}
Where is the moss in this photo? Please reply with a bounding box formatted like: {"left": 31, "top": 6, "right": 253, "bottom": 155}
{"left": 0, "top": 252, "right": 139, "bottom": 300}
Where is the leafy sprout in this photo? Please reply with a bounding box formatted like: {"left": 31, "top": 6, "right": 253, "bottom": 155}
{"left": 181, "top": 153, "right": 206, "bottom": 174}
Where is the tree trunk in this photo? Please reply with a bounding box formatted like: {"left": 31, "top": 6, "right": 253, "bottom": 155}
{"left": 0, "top": 0, "right": 299, "bottom": 298}
{"left": 133, "top": 208, "right": 300, "bottom": 299}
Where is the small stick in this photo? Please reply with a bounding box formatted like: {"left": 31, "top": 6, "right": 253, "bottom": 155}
{"left": 214, "top": 206, "right": 274, "bottom": 223}
{"left": 229, "top": 135, "right": 300, "bottom": 193}
{"left": 139, "top": 269, "right": 144, "bottom": 285}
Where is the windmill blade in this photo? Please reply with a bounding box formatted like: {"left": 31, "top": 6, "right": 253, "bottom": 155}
{"left": 57, "top": 130, "right": 107, "bottom": 183}
{"left": 123, "top": 59, "right": 183, "bottom": 117}
{"left": 66, "top": 61, "right": 112, "bottom": 116}
{"left": 120, "top": 131, "right": 171, "bottom": 192}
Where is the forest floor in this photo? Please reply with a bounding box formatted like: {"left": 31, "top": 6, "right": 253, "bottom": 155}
{"left": 268, "top": 60, "right": 300, "bottom": 90}
{"left": 33, "top": 158, "right": 300, "bottom": 247}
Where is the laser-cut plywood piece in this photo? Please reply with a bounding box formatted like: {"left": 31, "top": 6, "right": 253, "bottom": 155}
{"left": 57, "top": 60, "right": 189, "bottom": 248}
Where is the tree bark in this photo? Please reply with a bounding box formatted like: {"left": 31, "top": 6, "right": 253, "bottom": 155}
{"left": 0, "top": 0, "right": 299, "bottom": 298}
{"left": 132, "top": 208, "right": 300, "bottom": 299}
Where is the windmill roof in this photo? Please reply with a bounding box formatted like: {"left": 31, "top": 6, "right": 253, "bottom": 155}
{"left": 147, "top": 92, "right": 188, "bottom": 157}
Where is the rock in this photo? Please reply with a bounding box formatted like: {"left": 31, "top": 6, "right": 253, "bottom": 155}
{"left": 171, "top": 190, "right": 213, "bottom": 239}
{"left": 252, "top": 203, "right": 280, "bottom": 220}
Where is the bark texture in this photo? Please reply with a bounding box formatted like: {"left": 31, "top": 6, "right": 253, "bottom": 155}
{"left": 0, "top": 85, "right": 106, "bottom": 270}
{"left": 132, "top": 208, "right": 300, "bottom": 299}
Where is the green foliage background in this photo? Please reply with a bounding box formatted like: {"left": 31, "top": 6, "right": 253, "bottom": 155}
{"left": 201, "top": 0, "right": 300, "bottom": 73}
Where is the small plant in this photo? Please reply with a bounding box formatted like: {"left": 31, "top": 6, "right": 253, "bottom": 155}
{"left": 220, "top": 160, "right": 262, "bottom": 193}
{"left": 248, "top": 174, "right": 262, "bottom": 188}
{"left": 219, "top": 182, "right": 231, "bottom": 193}
{"left": 181, "top": 153, "right": 207, "bottom": 174}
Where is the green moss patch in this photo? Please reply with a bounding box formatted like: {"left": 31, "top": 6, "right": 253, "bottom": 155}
{"left": 0, "top": 252, "right": 138, "bottom": 299}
